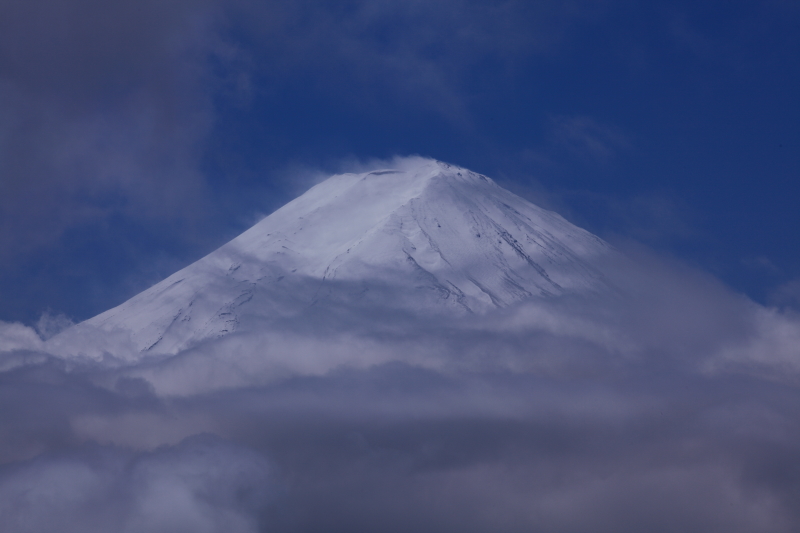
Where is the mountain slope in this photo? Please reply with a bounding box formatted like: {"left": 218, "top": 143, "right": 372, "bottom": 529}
{"left": 62, "top": 159, "right": 612, "bottom": 357}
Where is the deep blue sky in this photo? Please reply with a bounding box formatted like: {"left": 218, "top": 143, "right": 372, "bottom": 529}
{"left": 1, "top": 0, "right": 798, "bottom": 324}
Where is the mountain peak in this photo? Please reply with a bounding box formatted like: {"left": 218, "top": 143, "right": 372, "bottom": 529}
{"left": 60, "top": 159, "right": 611, "bottom": 357}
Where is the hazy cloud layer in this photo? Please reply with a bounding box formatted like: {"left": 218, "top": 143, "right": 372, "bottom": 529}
{"left": 2, "top": 245, "right": 800, "bottom": 531}
{"left": 0, "top": 435, "right": 275, "bottom": 533}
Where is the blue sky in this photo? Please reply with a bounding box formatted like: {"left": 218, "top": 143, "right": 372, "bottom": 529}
{"left": 1, "top": 0, "right": 799, "bottom": 323}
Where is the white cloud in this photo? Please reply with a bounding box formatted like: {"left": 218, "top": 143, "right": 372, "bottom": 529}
{"left": 0, "top": 321, "right": 43, "bottom": 353}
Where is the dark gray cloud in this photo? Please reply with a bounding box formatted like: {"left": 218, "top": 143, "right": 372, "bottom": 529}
{"left": 0, "top": 434, "right": 275, "bottom": 533}
{"left": 0, "top": 0, "right": 225, "bottom": 251}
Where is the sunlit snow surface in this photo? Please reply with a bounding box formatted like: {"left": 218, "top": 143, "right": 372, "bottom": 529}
{"left": 56, "top": 160, "right": 611, "bottom": 360}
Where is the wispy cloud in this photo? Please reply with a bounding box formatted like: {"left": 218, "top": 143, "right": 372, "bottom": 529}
{"left": 549, "top": 115, "right": 632, "bottom": 163}
{"left": 770, "top": 278, "right": 800, "bottom": 311}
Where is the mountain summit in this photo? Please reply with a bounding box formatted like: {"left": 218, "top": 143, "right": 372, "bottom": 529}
{"left": 65, "top": 159, "right": 611, "bottom": 357}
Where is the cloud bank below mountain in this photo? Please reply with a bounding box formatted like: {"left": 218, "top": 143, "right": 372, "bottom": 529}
{"left": 1, "top": 228, "right": 800, "bottom": 531}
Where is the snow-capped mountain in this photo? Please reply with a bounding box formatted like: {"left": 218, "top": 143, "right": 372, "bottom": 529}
{"left": 58, "top": 159, "right": 612, "bottom": 358}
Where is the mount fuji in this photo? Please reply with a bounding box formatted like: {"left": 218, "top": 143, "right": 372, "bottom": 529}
{"left": 53, "top": 159, "right": 613, "bottom": 362}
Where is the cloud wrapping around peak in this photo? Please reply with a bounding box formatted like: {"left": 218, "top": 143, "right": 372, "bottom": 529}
{"left": 2, "top": 241, "right": 800, "bottom": 531}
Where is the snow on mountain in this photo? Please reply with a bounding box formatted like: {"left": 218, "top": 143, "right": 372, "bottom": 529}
{"left": 53, "top": 159, "right": 612, "bottom": 359}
